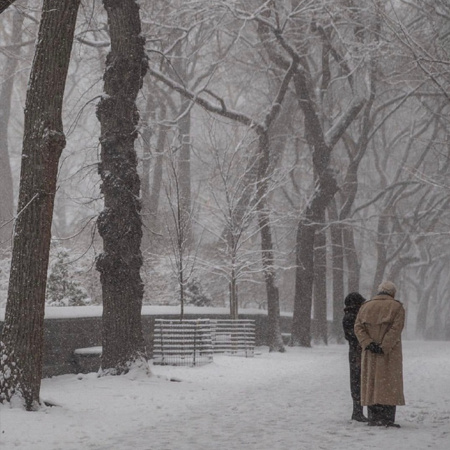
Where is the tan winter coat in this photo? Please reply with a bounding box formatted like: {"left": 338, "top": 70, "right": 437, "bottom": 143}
{"left": 354, "top": 294, "right": 405, "bottom": 406}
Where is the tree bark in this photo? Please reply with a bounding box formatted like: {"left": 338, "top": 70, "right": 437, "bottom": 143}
{"left": 96, "top": 0, "right": 148, "bottom": 374}
{"left": 313, "top": 221, "right": 328, "bottom": 344}
{"left": 343, "top": 226, "right": 360, "bottom": 293}
{"left": 0, "top": 0, "right": 80, "bottom": 409}
{"left": 0, "top": 0, "right": 16, "bottom": 15}
{"left": 256, "top": 132, "right": 284, "bottom": 352}
{"left": 291, "top": 218, "right": 315, "bottom": 347}
{"left": 328, "top": 200, "right": 345, "bottom": 342}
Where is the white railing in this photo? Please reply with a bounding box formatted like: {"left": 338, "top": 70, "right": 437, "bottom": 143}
{"left": 211, "top": 319, "right": 255, "bottom": 357}
{"left": 152, "top": 319, "right": 214, "bottom": 366}
{"left": 152, "top": 318, "right": 255, "bottom": 366}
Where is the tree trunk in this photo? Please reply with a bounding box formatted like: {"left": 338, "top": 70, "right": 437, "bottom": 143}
{"left": 416, "top": 263, "right": 445, "bottom": 339}
{"left": 0, "top": 0, "right": 16, "bottom": 15}
{"left": 372, "top": 212, "right": 389, "bottom": 295}
{"left": 0, "top": 0, "right": 80, "bottom": 409}
{"left": 290, "top": 64, "right": 351, "bottom": 346}
{"left": 291, "top": 166, "right": 338, "bottom": 347}
{"left": 313, "top": 222, "right": 328, "bottom": 344}
{"left": 229, "top": 271, "right": 238, "bottom": 320}
{"left": 177, "top": 98, "right": 192, "bottom": 246}
{"left": 343, "top": 226, "right": 360, "bottom": 293}
{"left": 96, "top": 0, "right": 148, "bottom": 374}
{"left": 328, "top": 200, "right": 345, "bottom": 342}
{"left": 256, "top": 132, "right": 284, "bottom": 352}
{"left": 0, "top": 6, "right": 24, "bottom": 248}
{"left": 291, "top": 219, "right": 315, "bottom": 347}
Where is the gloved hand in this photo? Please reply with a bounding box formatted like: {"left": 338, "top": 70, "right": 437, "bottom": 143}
{"left": 366, "top": 342, "right": 384, "bottom": 354}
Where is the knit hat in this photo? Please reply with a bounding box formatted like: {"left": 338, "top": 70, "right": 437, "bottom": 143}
{"left": 378, "top": 280, "right": 397, "bottom": 298}
{"left": 344, "top": 292, "right": 366, "bottom": 307}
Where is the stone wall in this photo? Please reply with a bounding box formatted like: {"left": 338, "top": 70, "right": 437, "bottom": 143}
{"left": 0, "top": 312, "right": 294, "bottom": 377}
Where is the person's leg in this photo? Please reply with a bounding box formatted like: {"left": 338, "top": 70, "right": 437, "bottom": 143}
{"left": 352, "top": 400, "right": 368, "bottom": 422}
{"left": 350, "top": 347, "right": 367, "bottom": 422}
{"left": 380, "top": 405, "right": 399, "bottom": 427}
{"left": 368, "top": 405, "right": 383, "bottom": 426}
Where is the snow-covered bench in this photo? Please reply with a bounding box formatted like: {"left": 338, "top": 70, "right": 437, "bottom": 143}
{"left": 72, "top": 346, "right": 102, "bottom": 374}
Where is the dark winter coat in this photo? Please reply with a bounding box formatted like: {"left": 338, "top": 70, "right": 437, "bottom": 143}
{"left": 343, "top": 302, "right": 363, "bottom": 402}
{"left": 354, "top": 294, "right": 405, "bottom": 406}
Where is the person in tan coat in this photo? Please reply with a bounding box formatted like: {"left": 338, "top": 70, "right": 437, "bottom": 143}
{"left": 354, "top": 281, "right": 405, "bottom": 427}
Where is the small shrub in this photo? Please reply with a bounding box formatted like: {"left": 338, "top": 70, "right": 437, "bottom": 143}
{"left": 46, "top": 248, "right": 90, "bottom": 306}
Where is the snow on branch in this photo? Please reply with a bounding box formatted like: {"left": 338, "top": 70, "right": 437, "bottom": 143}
{"left": 147, "top": 66, "right": 263, "bottom": 133}
{"left": 325, "top": 97, "right": 366, "bottom": 148}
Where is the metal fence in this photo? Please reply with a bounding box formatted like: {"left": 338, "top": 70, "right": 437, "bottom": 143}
{"left": 211, "top": 319, "right": 255, "bottom": 357}
{"left": 153, "top": 319, "right": 214, "bottom": 366}
{"left": 152, "top": 318, "right": 255, "bottom": 366}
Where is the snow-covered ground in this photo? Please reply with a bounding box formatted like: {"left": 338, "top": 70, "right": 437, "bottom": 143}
{"left": 0, "top": 340, "right": 449, "bottom": 450}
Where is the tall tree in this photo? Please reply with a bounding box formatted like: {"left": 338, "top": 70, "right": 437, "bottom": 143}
{"left": 147, "top": 52, "right": 296, "bottom": 351}
{"left": 96, "top": 0, "right": 149, "bottom": 374}
{"left": 250, "top": 1, "right": 366, "bottom": 346}
{"left": 0, "top": 0, "right": 80, "bottom": 410}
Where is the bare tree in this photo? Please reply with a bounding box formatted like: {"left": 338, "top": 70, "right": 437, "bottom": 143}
{"left": 196, "top": 125, "right": 281, "bottom": 320}
{"left": 163, "top": 146, "right": 196, "bottom": 321}
{"left": 248, "top": 2, "right": 367, "bottom": 346}
{"left": 147, "top": 41, "right": 296, "bottom": 350}
{"left": 0, "top": 0, "right": 80, "bottom": 409}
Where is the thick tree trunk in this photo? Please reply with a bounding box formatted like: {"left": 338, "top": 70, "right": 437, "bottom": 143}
{"left": 290, "top": 66, "right": 346, "bottom": 346}
{"left": 291, "top": 166, "right": 338, "bottom": 347}
{"left": 256, "top": 132, "right": 284, "bottom": 352}
{"left": 328, "top": 200, "right": 345, "bottom": 342}
{"left": 313, "top": 222, "right": 328, "bottom": 344}
{"left": 291, "top": 219, "right": 315, "bottom": 347}
{"left": 96, "top": 0, "right": 148, "bottom": 374}
{"left": 0, "top": 6, "right": 24, "bottom": 248}
{"left": 330, "top": 224, "right": 345, "bottom": 343}
{"left": 0, "top": 0, "right": 80, "bottom": 409}
{"left": 343, "top": 226, "right": 360, "bottom": 293}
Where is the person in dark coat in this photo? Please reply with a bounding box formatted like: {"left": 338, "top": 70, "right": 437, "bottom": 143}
{"left": 343, "top": 292, "right": 367, "bottom": 422}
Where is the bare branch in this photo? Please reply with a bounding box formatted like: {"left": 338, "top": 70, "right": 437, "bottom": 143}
{"left": 147, "top": 66, "right": 262, "bottom": 132}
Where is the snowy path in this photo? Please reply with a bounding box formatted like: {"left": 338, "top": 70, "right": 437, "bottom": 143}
{"left": 1, "top": 341, "right": 449, "bottom": 449}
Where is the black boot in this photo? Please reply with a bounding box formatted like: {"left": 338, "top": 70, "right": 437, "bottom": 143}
{"left": 368, "top": 405, "right": 383, "bottom": 426}
{"left": 351, "top": 401, "right": 368, "bottom": 422}
{"left": 368, "top": 405, "right": 399, "bottom": 427}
